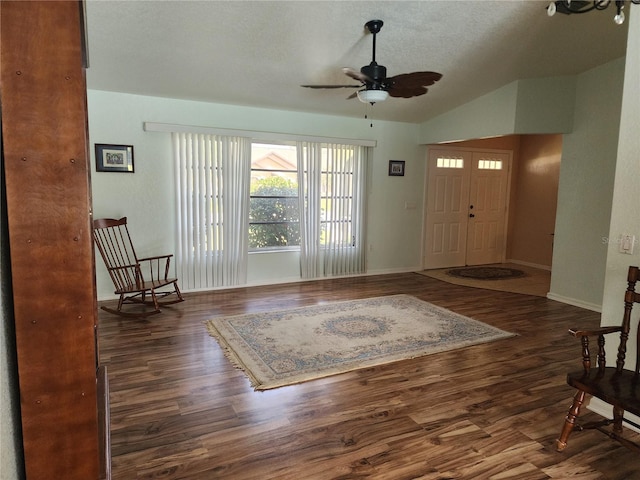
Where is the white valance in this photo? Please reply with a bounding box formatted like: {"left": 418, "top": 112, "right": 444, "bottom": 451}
{"left": 143, "top": 122, "right": 377, "bottom": 148}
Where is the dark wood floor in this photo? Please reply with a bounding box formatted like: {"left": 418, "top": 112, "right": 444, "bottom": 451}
{"left": 98, "top": 273, "right": 640, "bottom": 479}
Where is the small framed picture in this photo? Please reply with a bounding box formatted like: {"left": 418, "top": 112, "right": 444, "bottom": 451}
{"left": 95, "top": 144, "right": 134, "bottom": 173}
{"left": 388, "top": 160, "right": 405, "bottom": 177}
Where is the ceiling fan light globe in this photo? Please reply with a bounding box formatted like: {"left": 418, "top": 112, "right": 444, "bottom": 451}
{"left": 357, "top": 89, "right": 389, "bottom": 104}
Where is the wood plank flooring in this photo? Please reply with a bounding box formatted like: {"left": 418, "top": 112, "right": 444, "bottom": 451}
{"left": 98, "top": 273, "right": 640, "bottom": 479}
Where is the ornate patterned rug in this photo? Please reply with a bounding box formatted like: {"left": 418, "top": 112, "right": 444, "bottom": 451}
{"left": 206, "top": 294, "right": 514, "bottom": 390}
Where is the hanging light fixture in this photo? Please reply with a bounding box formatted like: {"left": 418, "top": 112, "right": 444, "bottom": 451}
{"left": 547, "top": 0, "right": 639, "bottom": 25}
{"left": 357, "top": 89, "right": 389, "bottom": 104}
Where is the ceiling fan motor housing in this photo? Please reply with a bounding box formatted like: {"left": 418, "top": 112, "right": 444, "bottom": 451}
{"left": 301, "top": 18, "right": 442, "bottom": 100}
{"left": 361, "top": 62, "right": 387, "bottom": 87}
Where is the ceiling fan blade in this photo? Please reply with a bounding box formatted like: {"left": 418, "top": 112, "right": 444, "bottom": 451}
{"left": 301, "top": 84, "right": 362, "bottom": 89}
{"left": 346, "top": 91, "right": 358, "bottom": 100}
{"left": 387, "top": 71, "right": 443, "bottom": 98}
{"left": 388, "top": 71, "right": 443, "bottom": 88}
{"left": 342, "top": 67, "right": 371, "bottom": 83}
{"left": 387, "top": 86, "right": 430, "bottom": 98}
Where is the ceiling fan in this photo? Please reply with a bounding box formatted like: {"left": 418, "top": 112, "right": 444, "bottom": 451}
{"left": 301, "top": 20, "right": 443, "bottom": 104}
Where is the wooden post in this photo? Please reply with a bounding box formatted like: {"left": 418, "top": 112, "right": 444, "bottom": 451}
{"left": 1, "top": 1, "right": 104, "bottom": 478}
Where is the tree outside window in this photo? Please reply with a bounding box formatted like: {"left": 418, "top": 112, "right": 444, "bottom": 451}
{"left": 249, "top": 144, "right": 300, "bottom": 250}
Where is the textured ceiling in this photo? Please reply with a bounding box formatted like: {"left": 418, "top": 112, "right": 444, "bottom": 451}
{"left": 84, "top": 1, "right": 629, "bottom": 124}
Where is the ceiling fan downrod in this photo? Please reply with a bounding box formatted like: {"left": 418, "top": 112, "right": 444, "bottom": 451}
{"left": 362, "top": 20, "right": 386, "bottom": 85}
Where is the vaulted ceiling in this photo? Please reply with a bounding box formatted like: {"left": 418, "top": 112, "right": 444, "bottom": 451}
{"left": 84, "top": 1, "right": 629, "bottom": 124}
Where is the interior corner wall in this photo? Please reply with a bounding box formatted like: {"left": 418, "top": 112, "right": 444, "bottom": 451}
{"left": 548, "top": 57, "right": 626, "bottom": 310}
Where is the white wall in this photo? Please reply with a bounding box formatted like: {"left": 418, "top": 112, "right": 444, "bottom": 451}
{"left": 548, "top": 57, "right": 625, "bottom": 310}
{"left": 514, "top": 77, "right": 577, "bottom": 133}
{"left": 418, "top": 76, "right": 578, "bottom": 145}
{"left": 602, "top": 10, "right": 640, "bottom": 364}
{"left": 87, "top": 91, "right": 424, "bottom": 299}
{"left": 418, "top": 81, "right": 520, "bottom": 144}
{"left": 588, "top": 8, "right": 640, "bottom": 427}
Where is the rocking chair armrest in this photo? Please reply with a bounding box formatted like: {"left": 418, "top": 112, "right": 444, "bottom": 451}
{"left": 569, "top": 326, "right": 623, "bottom": 337}
{"left": 137, "top": 254, "right": 173, "bottom": 263}
{"left": 137, "top": 254, "right": 173, "bottom": 281}
{"left": 568, "top": 325, "right": 623, "bottom": 374}
{"left": 109, "top": 263, "right": 139, "bottom": 272}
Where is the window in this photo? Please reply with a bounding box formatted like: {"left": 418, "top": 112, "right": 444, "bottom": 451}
{"left": 172, "top": 132, "right": 251, "bottom": 289}
{"left": 436, "top": 156, "right": 464, "bottom": 168}
{"left": 173, "top": 132, "right": 369, "bottom": 287}
{"left": 297, "top": 141, "right": 368, "bottom": 278}
{"left": 478, "top": 158, "right": 503, "bottom": 170}
{"left": 249, "top": 143, "right": 300, "bottom": 250}
{"left": 318, "top": 147, "right": 357, "bottom": 247}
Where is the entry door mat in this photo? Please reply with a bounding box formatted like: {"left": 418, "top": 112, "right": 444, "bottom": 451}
{"left": 447, "top": 266, "right": 526, "bottom": 280}
{"left": 417, "top": 263, "right": 551, "bottom": 297}
{"left": 205, "top": 294, "right": 514, "bottom": 390}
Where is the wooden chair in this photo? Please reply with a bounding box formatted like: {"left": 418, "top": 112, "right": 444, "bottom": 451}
{"left": 93, "top": 217, "right": 184, "bottom": 317}
{"left": 557, "top": 265, "right": 640, "bottom": 452}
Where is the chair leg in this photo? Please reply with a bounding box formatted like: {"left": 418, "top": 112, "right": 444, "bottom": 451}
{"left": 149, "top": 289, "right": 161, "bottom": 313}
{"left": 557, "top": 389, "right": 586, "bottom": 451}
{"left": 174, "top": 282, "right": 184, "bottom": 301}
{"left": 613, "top": 405, "right": 624, "bottom": 435}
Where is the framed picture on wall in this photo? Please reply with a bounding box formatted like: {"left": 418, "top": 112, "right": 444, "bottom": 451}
{"left": 388, "top": 160, "right": 405, "bottom": 176}
{"left": 95, "top": 144, "right": 134, "bottom": 173}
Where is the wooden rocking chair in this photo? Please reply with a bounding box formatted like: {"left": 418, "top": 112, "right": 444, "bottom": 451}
{"left": 556, "top": 265, "right": 640, "bottom": 452}
{"left": 93, "top": 217, "right": 184, "bottom": 317}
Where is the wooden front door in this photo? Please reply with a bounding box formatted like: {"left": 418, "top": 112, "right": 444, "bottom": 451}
{"left": 424, "top": 148, "right": 511, "bottom": 269}
{"left": 466, "top": 151, "right": 510, "bottom": 265}
{"left": 424, "top": 149, "right": 471, "bottom": 268}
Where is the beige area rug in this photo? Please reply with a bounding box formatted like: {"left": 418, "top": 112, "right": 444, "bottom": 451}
{"left": 417, "top": 263, "right": 551, "bottom": 297}
{"left": 206, "top": 295, "right": 514, "bottom": 390}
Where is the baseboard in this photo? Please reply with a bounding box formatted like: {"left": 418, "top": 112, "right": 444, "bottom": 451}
{"left": 369, "top": 266, "right": 423, "bottom": 276}
{"left": 546, "top": 292, "right": 602, "bottom": 313}
{"left": 244, "top": 267, "right": 421, "bottom": 289}
{"left": 96, "top": 267, "right": 422, "bottom": 301}
{"left": 506, "top": 259, "right": 551, "bottom": 271}
{"left": 588, "top": 397, "right": 640, "bottom": 434}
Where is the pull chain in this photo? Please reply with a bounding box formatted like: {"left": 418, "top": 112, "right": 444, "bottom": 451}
{"left": 364, "top": 102, "right": 375, "bottom": 128}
